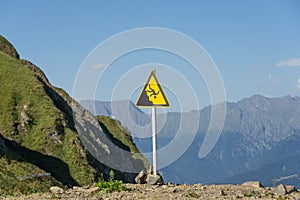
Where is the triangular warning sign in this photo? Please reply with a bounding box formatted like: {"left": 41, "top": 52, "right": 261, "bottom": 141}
{"left": 136, "top": 70, "right": 170, "bottom": 107}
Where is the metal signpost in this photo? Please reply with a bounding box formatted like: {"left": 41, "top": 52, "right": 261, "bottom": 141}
{"left": 136, "top": 70, "right": 170, "bottom": 175}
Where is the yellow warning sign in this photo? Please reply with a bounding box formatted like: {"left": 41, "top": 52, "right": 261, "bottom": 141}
{"left": 136, "top": 70, "right": 170, "bottom": 107}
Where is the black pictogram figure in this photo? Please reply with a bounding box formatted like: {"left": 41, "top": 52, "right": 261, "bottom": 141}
{"left": 146, "top": 84, "right": 160, "bottom": 99}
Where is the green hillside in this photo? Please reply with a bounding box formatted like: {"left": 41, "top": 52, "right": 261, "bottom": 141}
{"left": 0, "top": 36, "right": 148, "bottom": 195}
{"left": 97, "top": 116, "right": 148, "bottom": 164}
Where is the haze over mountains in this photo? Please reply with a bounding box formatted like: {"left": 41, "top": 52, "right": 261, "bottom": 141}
{"left": 81, "top": 95, "right": 300, "bottom": 188}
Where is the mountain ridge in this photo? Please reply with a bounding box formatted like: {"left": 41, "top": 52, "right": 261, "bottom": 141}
{"left": 0, "top": 35, "right": 148, "bottom": 195}
{"left": 80, "top": 94, "right": 300, "bottom": 188}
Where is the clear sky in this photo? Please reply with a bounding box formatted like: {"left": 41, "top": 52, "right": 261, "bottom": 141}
{"left": 1, "top": 0, "right": 300, "bottom": 111}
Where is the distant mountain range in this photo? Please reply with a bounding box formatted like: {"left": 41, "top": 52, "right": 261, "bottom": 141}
{"left": 81, "top": 95, "right": 300, "bottom": 188}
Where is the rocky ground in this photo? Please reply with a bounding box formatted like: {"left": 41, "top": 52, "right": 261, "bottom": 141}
{"left": 2, "top": 182, "right": 300, "bottom": 200}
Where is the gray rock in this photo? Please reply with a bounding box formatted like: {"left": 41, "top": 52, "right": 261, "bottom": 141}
{"left": 242, "top": 181, "right": 264, "bottom": 188}
{"left": 72, "top": 186, "right": 80, "bottom": 191}
{"left": 50, "top": 186, "right": 64, "bottom": 194}
{"left": 272, "top": 184, "right": 286, "bottom": 195}
{"left": 285, "top": 185, "right": 297, "bottom": 194}
{"left": 135, "top": 170, "right": 147, "bottom": 184}
{"left": 21, "top": 111, "right": 31, "bottom": 124}
{"left": 82, "top": 187, "right": 99, "bottom": 194}
{"left": 220, "top": 189, "right": 226, "bottom": 196}
{"left": 147, "top": 174, "right": 163, "bottom": 185}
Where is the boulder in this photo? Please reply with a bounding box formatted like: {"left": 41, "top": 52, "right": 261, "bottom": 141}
{"left": 135, "top": 169, "right": 164, "bottom": 185}
{"left": 272, "top": 184, "right": 287, "bottom": 195}
{"left": 242, "top": 181, "right": 264, "bottom": 188}
{"left": 147, "top": 174, "right": 163, "bottom": 185}
{"left": 272, "top": 184, "right": 297, "bottom": 195}
{"left": 135, "top": 170, "right": 147, "bottom": 184}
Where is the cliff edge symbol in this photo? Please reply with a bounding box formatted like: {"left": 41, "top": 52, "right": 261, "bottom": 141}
{"left": 136, "top": 70, "right": 170, "bottom": 107}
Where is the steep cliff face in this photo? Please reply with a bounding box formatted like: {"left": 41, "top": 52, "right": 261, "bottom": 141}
{"left": 0, "top": 36, "right": 148, "bottom": 195}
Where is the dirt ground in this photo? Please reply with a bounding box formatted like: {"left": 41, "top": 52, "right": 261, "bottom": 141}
{"left": 2, "top": 182, "right": 300, "bottom": 200}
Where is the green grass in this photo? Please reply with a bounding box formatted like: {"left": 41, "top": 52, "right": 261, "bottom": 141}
{"left": 0, "top": 35, "right": 19, "bottom": 59}
{"left": 96, "top": 180, "right": 130, "bottom": 193}
{"left": 243, "top": 190, "right": 260, "bottom": 198}
{"left": 0, "top": 37, "right": 149, "bottom": 195}
{"left": 186, "top": 191, "right": 200, "bottom": 198}
{"left": 0, "top": 50, "right": 97, "bottom": 194}
{"left": 97, "top": 116, "right": 150, "bottom": 167}
{"left": 97, "top": 116, "right": 139, "bottom": 153}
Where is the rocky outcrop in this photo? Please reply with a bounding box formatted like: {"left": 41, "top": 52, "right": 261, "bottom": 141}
{"left": 20, "top": 59, "right": 50, "bottom": 84}
{"left": 0, "top": 35, "right": 19, "bottom": 59}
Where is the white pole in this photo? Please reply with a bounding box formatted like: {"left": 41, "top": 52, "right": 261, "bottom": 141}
{"left": 152, "top": 106, "right": 157, "bottom": 175}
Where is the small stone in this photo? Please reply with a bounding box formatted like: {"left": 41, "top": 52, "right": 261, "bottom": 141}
{"left": 162, "top": 185, "right": 167, "bottom": 189}
{"left": 285, "top": 185, "right": 297, "bottom": 194}
{"left": 172, "top": 189, "right": 177, "bottom": 193}
{"left": 49, "top": 186, "right": 63, "bottom": 194}
{"left": 73, "top": 186, "right": 80, "bottom": 190}
{"left": 220, "top": 189, "right": 226, "bottom": 196}
{"left": 21, "top": 111, "right": 31, "bottom": 124}
{"left": 84, "top": 187, "right": 99, "bottom": 194}
{"left": 242, "top": 181, "right": 264, "bottom": 188}
{"left": 65, "top": 189, "right": 72, "bottom": 194}
{"left": 193, "top": 183, "right": 202, "bottom": 188}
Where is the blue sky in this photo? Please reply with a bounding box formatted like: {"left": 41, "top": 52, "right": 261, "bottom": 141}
{"left": 1, "top": 0, "right": 300, "bottom": 111}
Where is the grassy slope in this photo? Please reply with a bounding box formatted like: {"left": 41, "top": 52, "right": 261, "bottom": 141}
{"left": 97, "top": 116, "right": 139, "bottom": 153}
{"left": 0, "top": 37, "right": 149, "bottom": 195}
{"left": 97, "top": 116, "right": 149, "bottom": 166}
{"left": 0, "top": 51, "right": 97, "bottom": 194}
